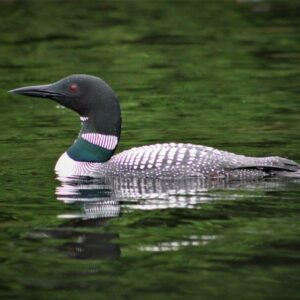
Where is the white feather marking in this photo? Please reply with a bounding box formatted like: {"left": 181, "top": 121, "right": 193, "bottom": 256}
{"left": 55, "top": 152, "right": 101, "bottom": 177}
{"left": 81, "top": 133, "right": 118, "bottom": 150}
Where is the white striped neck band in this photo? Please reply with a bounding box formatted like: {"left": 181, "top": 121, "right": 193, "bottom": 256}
{"left": 81, "top": 133, "right": 118, "bottom": 150}
{"left": 80, "top": 116, "right": 89, "bottom": 122}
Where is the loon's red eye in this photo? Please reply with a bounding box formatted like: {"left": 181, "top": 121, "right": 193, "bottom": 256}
{"left": 69, "top": 83, "right": 78, "bottom": 93}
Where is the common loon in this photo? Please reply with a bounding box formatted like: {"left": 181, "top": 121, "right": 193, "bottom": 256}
{"left": 9, "top": 74, "right": 300, "bottom": 179}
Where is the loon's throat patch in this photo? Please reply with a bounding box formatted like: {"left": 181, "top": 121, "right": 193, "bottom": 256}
{"left": 67, "top": 137, "right": 116, "bottom": 162}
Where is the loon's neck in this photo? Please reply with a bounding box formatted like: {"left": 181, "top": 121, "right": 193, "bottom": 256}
{"left": 67, "top": 100, "right": 121, "bottom": 163}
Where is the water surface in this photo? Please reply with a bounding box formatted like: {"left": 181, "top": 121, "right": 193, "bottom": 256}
{"left": 0, "top": 1, "right": 299, "bottom": 299}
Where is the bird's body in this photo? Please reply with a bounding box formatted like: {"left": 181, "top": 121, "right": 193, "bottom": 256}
{"left": 10, "top": 74, "right": 300, "bottom": 180}
{"left": 55, "top": 142, "right": 299, "bottom": 179}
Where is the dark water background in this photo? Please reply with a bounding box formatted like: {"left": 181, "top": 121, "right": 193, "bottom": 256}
{"left": 0, "top": 1, "right": 300, "bottom": 299}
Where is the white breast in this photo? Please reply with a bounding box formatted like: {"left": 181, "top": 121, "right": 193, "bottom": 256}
{"left": 55, "top": 152, "right": 103, "bottom": 178}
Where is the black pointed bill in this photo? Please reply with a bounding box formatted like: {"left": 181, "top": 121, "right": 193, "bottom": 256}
{"left": 9, "top": 84, "right": 64, "bottom": 100}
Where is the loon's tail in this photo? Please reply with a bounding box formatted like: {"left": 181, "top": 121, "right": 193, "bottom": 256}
{"left": 268, "top": 156, "right": 300, "bottom": 178}
{"left": 275, "top": 169, "right": 300, "bottom": 178}
{"left": 237, "top": 156, "right": 300, "bottom": 179}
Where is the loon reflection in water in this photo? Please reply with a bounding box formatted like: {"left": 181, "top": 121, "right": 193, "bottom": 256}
{"left": 24, "top": 177, "right": 297, "bottom": 261}
{"left": 56, "top": 176, "right": 294, "bottom": 220}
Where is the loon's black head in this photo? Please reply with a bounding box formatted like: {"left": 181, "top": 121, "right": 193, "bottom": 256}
{"left": 10, "top": 74, "right": 122, "bottom": 163}
{"left": 9, "top": 74, "right": 121, "bottom": 136}
{"left": 9, "top": 74, "right": 118, "bottom": 116}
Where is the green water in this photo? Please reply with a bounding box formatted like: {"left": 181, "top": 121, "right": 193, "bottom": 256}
{"left": 1, "top": 0, "right": 300, "bottom": 299}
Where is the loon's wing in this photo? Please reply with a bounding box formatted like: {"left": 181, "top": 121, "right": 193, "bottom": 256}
{"left": 110, "top": 143, "right": 299, "bottom": 179}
